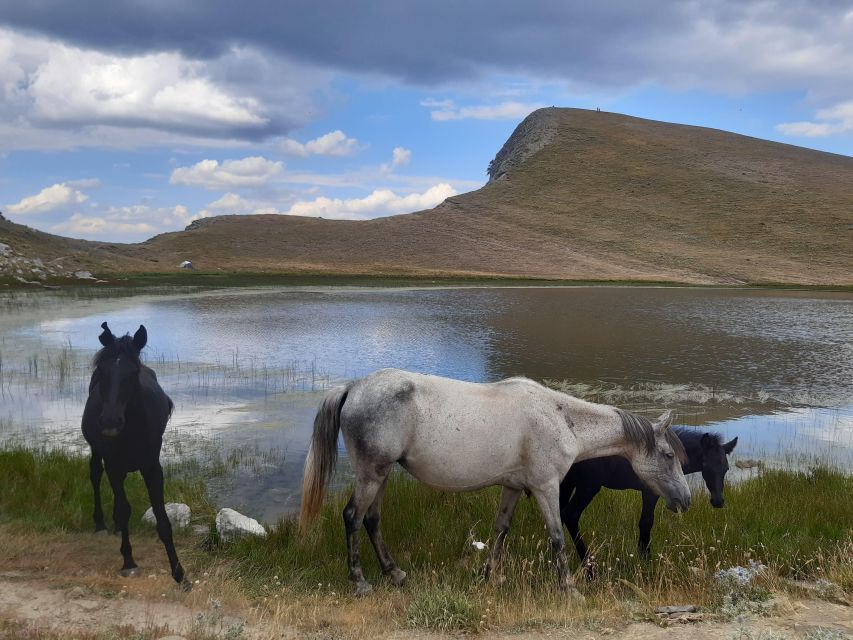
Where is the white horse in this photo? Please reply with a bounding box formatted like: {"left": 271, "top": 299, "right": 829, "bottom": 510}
{"left": 300, "top": 368, "right": 690, "bottom": 596}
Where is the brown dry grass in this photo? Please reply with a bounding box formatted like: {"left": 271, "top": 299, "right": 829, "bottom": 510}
{"left": 2, "top": 108, "right": 852, "bottom": 286}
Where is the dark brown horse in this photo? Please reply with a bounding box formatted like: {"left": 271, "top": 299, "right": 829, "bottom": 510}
{"left": 82, "top": 322, "right": 189, "bottom": 589}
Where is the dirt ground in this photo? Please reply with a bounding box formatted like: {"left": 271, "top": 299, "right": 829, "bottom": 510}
{"left": 0, "top": 537, "right": 850, "bottom": 640}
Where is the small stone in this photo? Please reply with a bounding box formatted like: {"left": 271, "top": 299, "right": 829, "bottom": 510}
{"left": 191, "top": 524, "right": 210, "bottom": 536}
{"left": 654, "top": 605, "right": 699, "bottom": 614}
{"left": 74, "top": 270, "right": 95, "bottom": 279}
{"left": 75, "top": 599, "right": 102, "bottom": 612}
{"left": 215, "top": 508, "right": 267, "bottom": 541}
{"left": 142, "top": 503, "right": 191, "bottom": 529}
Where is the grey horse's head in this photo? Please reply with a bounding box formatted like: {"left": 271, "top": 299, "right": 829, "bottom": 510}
{"left": 619, "top": 409, "right": 692, "bottom": 512}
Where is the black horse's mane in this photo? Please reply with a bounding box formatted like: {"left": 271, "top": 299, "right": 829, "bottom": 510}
{"left": 615, "top": 408, "right": 688, "bottom": 464}
{"left": 673, "top": 426, "right": 722, "bottom": 447}
{"left": 92, "top": 335, "right": 142, "bottom": 369}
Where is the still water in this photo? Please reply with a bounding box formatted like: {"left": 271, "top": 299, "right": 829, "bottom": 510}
{"left": 1, "top": 286, "right": 851, "bottom": 522}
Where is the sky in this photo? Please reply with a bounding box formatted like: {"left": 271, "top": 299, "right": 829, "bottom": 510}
{"left": 1, "top": 1, "right": 852, "bottom": 243}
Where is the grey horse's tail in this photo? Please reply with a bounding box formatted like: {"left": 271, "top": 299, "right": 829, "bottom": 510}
{"left": 299, "top": 385, "right": 349, "bottom": 533}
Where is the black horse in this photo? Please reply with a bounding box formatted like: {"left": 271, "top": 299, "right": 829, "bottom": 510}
{"left": 560, "top": 427, "right": 737, "bottom": 571}
{"left": 82, "top": 322, "right": 189, "bottom": 589}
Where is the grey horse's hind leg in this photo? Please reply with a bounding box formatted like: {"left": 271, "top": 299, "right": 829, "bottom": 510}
{"left": 483, "top": 487, "right": 522, "bottom": 581}
{"left": 531, "top": 483, "right": 584, "bottom": 601}
{"left": 363, "top": 475, "right": 406, "bottom": 587}
{"left": 343, "top": 463, "right": 393, "bottom": 596}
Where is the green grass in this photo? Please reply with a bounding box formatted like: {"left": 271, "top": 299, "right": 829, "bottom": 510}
{"left": 0, "top": 447, "right": 214, "bottom": 532}
{"left": 223, "top": 466, "right": 852, "bottom": 598}
{"left": 1, "top": 447, "right": 850, "bottom": 622}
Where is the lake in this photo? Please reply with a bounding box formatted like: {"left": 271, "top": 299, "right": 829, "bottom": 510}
{"left": 1, "top": 285, "right": 851, "bottom": 522}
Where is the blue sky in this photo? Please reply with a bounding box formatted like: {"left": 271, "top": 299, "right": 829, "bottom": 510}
{"left": 1, "top": 1, "right": 852, "bottom": 242}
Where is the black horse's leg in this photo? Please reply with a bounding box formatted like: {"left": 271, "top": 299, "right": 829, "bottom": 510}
{"left": 343, "top": 465, "right": 390, "bottom": 596}
{"left": 89, "top": 450, "right": 107, "bottom": 533}
{"left": 105, "top": 467, "right": 137, "bottom": 576}
{"left": 637, "top": 490, "right": 659, "bottom": 558}
{"left": 141, "top": 463, "right": 190, "bottom": 590}
{"left": 362, "top": 475, "right": 406, "bottom": 587}
{"left": 560, "top": 485, "right": 601, "bottom": 578}
{"left": 482, "top": 486, "right": 523, "bottom": 581}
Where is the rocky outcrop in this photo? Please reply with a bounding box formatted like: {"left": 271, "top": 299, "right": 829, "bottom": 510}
{"left": 486, "top": 107, "right": 561, "bottom": 182}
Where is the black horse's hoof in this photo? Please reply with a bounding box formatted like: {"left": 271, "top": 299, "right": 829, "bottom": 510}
{"left": 180, "top": 578, "right": 193, "bottom": 592}
{"left": 94, "top": 528, "right": 109, "bottom": 537}
{"left": 119, "top": 567, "right": 139, "bottom": 578}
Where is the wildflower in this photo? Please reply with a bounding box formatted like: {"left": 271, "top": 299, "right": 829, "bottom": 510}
{"left": 472, "top": 540, "right": 486, "bottom": 550}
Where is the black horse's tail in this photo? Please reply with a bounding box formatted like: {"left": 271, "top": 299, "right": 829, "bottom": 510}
{"left": 299, "top": 385, "right": 349, "bottom": 533}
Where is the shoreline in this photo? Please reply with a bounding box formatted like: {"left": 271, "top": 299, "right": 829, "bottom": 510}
{"left": 3, "top": 272, "right": 852, "bottom": 293}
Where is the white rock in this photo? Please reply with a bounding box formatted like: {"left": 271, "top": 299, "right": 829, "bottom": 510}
{"left": 74, "top": 270, "right": 95, "bottom": 279}
{"left": 0, "top": 243, "right": 11, "bottom": 256}
{"left": 141, "top": 503, "right": 191, "bottom": 529}
{"left": 216, "top": 508, "right": 266, "bottom": 541}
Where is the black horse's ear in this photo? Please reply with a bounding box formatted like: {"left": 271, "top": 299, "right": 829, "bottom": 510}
{"left": 723, "top": 437, "right": 738, "bottom": 454}
{"left": 98, "top": 321, "right": 115, "bottom": 347}
{"left": 701, "top": 433, "right": 714, "bottom": 450}
{"left": 133, "top": 325, "right": 147, "bottom": 351}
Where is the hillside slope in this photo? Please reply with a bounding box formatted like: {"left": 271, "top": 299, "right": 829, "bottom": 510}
{"left": 3, "top": 108, "right": 852, "bottom": 285}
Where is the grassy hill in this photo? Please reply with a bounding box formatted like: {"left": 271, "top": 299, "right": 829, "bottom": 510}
{"left": 3, "top": 108, "right": 852, "bottom": 286}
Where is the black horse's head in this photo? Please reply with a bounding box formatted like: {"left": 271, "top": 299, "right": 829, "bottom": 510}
{"left": 93, "top": 322, "right": 147, "bottom": 438}
{"left": 700, "top": 433, "right": 738, "bottom": 508}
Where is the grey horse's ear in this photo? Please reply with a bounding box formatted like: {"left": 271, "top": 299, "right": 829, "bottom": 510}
{"left": 98, "top": 322, "right": 115, "bottom": 347}
{"left": 133, "top": 325, "right": 147, "bottom": 351}
{"left": 723, "top": 437, "right": 738, "bottom": 454}
{"left": 654, "top": 410, "right": 674, "bottom": 433}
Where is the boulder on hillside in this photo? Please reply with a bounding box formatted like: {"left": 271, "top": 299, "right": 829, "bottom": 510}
{"left": 215, "top": 508, "right": 266, "bottom": 541}
{"left": 141, "top": 502, "right": 191, "bottom": 529}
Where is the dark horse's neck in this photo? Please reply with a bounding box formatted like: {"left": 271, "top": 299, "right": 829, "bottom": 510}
{"left": 675, "top": 427, "right": 709, "bottom": 474}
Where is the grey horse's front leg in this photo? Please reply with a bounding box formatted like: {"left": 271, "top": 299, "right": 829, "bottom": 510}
{"left": 532, "top": 483, "right": 585, "bottom": 601}
{"left": 483, "top": 487, "right": 523, "bottom": 581}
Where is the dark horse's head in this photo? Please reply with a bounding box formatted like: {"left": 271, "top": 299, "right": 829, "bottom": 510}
{"left": 93, "top": 322, "right": 147, "bottom": 438}
{"left": 698, "top": 432, "right": 738, "bottom": 508}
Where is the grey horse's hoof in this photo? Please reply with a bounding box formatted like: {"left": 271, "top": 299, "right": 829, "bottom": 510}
{"left": 386, "top": 568, "right": 407, "bottom": 587}
{"left": 354, "top": 581, "right": 373, "bottom": 597}
{"left": 119, "top": 568, "right": 138, "bottom": 578}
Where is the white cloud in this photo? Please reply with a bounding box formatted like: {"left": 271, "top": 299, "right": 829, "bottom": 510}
{"left": 207, "top": 192, "right": 251, "bottom": 211}
{"left": 283, "top": 183, "right": 456, "bottom": 220}
{"left": 170, "top": 156, "right": 283, "bottom": 190}
{"left": 49, "top": 204, "right": 204, "bottom": 240}
{"left": 777, "top": 100, "right": 853, "bottom": 137}
{"left": 0, "top": 28, "right": 331, "bottom": 151}
{"left": 6, "top": 182, "right": 88, "bottom": 215}
{"left": 379, "top": 146, "right": 412, "bottom": 174}
{"left": 280, "top": 130, "right": 359, "bottom": 157}
{"left": 424, "top": 100, "right": 544, "bottom": 121}
{"left": 24, "top": 39, "right": 267, "bottom": 133}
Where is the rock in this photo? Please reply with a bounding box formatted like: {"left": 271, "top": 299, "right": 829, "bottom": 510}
{"left": 178, "top": 260, "right": 193, "bottom": 269}
{"left": 142, "top": 503, "right": 191, "bottom": 529}
{"left": 735, "top": 458, "right": 763, "bottom": 469}
{"left": 654, "top": 605, "right": 698, "bottom": 614}
{"left": 192, "top": 524, "right": 211, "bottom": 536}
{"left": 75, "top": 599, "right": 102, "bottom": 612}
{"left": 215, "top": 508, "right": 266, "bottom": 541}
{"left": 0, "top": 242, "right": 10, "bottom": 256}
{"left": 74, "top": 270, "right": 95, "bottom": 279}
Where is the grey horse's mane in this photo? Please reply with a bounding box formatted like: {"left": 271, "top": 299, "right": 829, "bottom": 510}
{"left": 615, "top": 408, "right": 687, "bottom": 463}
